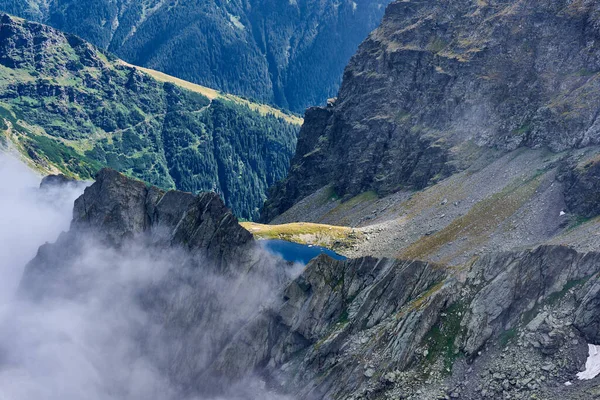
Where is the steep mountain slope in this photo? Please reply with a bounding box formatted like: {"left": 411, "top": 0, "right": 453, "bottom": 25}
{"left": 213, "top": 245, "right": 600, "bottom": 400}
{"left": 0, "top": 13, "right": 300, "bottom": 220}
{"left": 263, "top": 0, "right": 600, "bottom": 222}
{"left": 15, "top": 169, "right": 600, "bottom": 400}
{"left": 0, "top": 0, "right": 390, "bottom": 112}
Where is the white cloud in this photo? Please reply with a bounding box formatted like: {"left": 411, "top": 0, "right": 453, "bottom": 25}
{"left": 0, "top": 153, "right": 296, "bottom": 400}
{"left": 0, "top": 153, "right": 87, "bottom": 304}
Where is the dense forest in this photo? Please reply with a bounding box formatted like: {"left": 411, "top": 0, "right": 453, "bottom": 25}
{"left": 0, "top": 13, "right": 299, "bottom": 220}
{"left": 0, "top": 0, "right": 390, "bottom": 112}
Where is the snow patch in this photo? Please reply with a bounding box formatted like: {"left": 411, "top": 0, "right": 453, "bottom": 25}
{"left": 577, "top": 344, "right": 600, "bottom": 380}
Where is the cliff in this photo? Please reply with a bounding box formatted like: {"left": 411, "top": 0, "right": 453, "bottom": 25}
{"left": 211, "top": 245, "right": 600, "bottom": 399}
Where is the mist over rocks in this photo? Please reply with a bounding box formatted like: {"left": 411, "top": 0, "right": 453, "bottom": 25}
{"left": 2, "top": 165, "right": 298, "bottom": 400}
{"left": 4, "top": 155, "right": 600, "bottom": 400}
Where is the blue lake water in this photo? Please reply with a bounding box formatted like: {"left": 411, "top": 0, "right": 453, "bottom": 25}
{"left": 260, "top": 239, "right": 347, "bottom": 265}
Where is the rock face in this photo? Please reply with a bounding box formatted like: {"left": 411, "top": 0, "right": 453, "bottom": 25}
{"left": 207, "top": 245, "right": 600, "bottom": 399}
{"left": 0, "top": 0, "right": 390, "bottom": 111}
{"left": 461, "top": 246, "right": 600, "bottom": 355}
{"left": 72, "top": 169, "right": 252, "bottom": 254}
{"left": 210, "top": 256, "right": 454, "bottom": 396}
{"left": 560, "top": 156, "right": 600, "bottom": 219}
{"left": 22, "top": 168, "right": 256, "bottom": 295}
{"left": 263, "top": 0, "right": 600, "bottom": 221}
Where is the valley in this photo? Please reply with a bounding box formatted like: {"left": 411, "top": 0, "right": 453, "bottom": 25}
{"left": 269, "top": 146, "right": 600, "bottom": 265}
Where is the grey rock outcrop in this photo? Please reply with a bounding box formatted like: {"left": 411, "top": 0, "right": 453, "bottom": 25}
{"left": 39, "top": 174, "right": 77, "bottom": 188}
{"left": 206, "top": 245, "right": 600, "bottom": 399}
{"left": 68, "top": 168, "right": 253, "bottom": 265}
{"left": 574, "top": 277, "right": 600, "bottom": 342}
{"left": 461, "top": 246, "right": 600, "bottom": 355}
{"left": 210, "top": 256, "right": 454, "bottom": 398}
{"left": 560, "top": 157, "right": 600, "bottom": 219}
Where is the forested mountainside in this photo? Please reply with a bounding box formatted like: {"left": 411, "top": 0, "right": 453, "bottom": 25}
{"left": 262, "top": 0, "right": 600, "bottom": 222}
{"left": 0, "top": 0, "right": 390, "bottom": 112}
{"left": 0, "top": 13, "right": 300, "bottom": 220}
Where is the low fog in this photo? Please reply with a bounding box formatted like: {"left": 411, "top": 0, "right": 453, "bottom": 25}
{"left": 0, "top": 154, "right": 295, "bottom": 400}
{"left": 0, "top": 154, "right": 87, "bottom": 303}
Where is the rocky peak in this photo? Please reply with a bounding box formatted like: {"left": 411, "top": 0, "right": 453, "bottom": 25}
{"left": 21, "top": 169, "right": 257, "bottom": 298}
{"left": 72, "top": 168, "right": 254, "bottom": 264}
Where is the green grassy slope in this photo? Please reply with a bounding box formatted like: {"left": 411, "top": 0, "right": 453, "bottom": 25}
{"left": 0, "top": 13, "right": 300, "bottom": 220}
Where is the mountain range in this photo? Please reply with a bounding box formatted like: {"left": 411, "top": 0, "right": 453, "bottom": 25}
{"left": 0, "top": 0, "right": 390, "bottom": 112}
{"left": 4, "top": 0, "right": 600, "bottom": 399}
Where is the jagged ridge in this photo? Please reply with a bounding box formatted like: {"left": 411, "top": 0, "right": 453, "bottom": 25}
{"left": 21, "top": 170, "right": 600, "bottom": 399}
